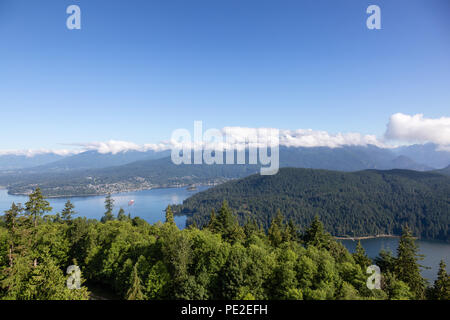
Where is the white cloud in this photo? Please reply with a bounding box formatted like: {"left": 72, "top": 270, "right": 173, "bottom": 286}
{"left": 71, "top": 140, "right": 146, "bottom": 154}
{"left": 0, "top": 129, "right": 390, "bottom": 157}
{"left": 67, "top": 140, "right": 171, "bottom": 154}
{"left": 0, "top": 149, "right": 80, "bottom": 157}
{"left": 4, "top": 113, "right": 450, "bottom": 157}
{"left": 279, "top": 129, "right": 387, "bottom": 148}
{"left": 170, "top": 126, "right": 388, "bottom": 150}
{"left": 385, "top": 113, "right": 450, "bottom": 148}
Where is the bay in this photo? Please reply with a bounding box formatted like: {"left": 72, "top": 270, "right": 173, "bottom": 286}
{"left": 340, "top": 238, "right": 450, "bottom": 282}
{"left": 0, "top": 187, "right": 210, "bottom": 230}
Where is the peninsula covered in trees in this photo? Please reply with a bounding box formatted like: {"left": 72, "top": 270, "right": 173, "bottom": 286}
{"left": 176, "top": 168, "right": 450, "bottom": 241}
{"left": 1, "top": 189, "right": 449, "bottom": 300}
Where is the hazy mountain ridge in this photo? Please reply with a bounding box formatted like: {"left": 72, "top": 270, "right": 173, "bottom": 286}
{"left": 4, "top": 149, "right": 171, "bottom": 173}
{"left": 393, "top": 143, "right": 450, "bottom": 169}
{"left": 1, "top": 143, "right": 449, "bottom": 172}
{"left": 0, "top": 144, "right": 448, "bottom": 196}
{"left": 0, "top": 153, "right": 66, "bottom": 171}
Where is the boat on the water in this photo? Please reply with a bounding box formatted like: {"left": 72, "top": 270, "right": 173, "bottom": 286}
{"left": 187, "top": 185, "right": 197, "bottom": 191}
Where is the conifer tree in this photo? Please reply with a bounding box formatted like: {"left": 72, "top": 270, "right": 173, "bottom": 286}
{"left": 353, "top": 241, "right": 372, "bottom": 269}
{"left": 101, "top": 193, "right": 115, "bottom": 223}
{"left": 216, "top": 201, "right": 233, "bottom": 232}
{"left": 243, "top": 217, "right": 259, "bottom": 238}
{"left": 4, "top": 203, "right": 23, "bottom": 267}
{"left": 25, "top": 188, "right": 52, "bottom": 228}
{"left": 302, "top": 215, "right": 330, "bottom": 248}
{"left": 5, "top": 203, "right": 22, "bottom": 234}
{"left": 24, "top": 188, "right": 52, "bottom": 267}
{"left": 207, "top": 209, "right": 218, "bottom": 232}
{"left": 117, "top": 208, "right": 127, "bottom": 221}
{"left": 61, "top": 200, "right": 76, "bottom": 222}
{"left": 432, "top": 260, "right": 450, "bottom": 300}
{"left": 165, "top": 206, "right": 175, "bottom": 225}
{"left": 268, "top": 209, "right": 284, "bottom": 247}
{"left": 395, "top": 226, "right": 426, "bottom": 299}
{"left": 126, "top": 264, "right": 145, "bottom": 300}
{"left": 216, "top": 201, "right": 243, "bottom": 242}
{"left": 285, "top": 219, "right": 298, "bottom": 242}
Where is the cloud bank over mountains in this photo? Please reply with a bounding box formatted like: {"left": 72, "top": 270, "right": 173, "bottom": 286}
{"left": 65, "top": 140, "right": 170, "bottom": 154}
{"left": 279, "top": 129, "right": 385, "bottom": 149}
{"left": 385, "top": 113, "right": 450, "bottom": 151}
{"left": 1, "top": 113, "right": 449, "bottom": 157}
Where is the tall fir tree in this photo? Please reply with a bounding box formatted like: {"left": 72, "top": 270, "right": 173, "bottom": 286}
{"left": 165, "top": 206, "right": 175, "bottom": 225}
{"left": 432, "top": 260, "right": 450, "bottom": 300}
{"left": 243, "top": 217, "right": 260, "bottom": 239}
{"left": 24, "top": 188, "right": 52, "bottom": 268}
{"left": 101, "top": 193, "right": 115, "bottom": 223}
{"left": 25, "top": 188, "right": 52, "bottom": 228}
{"left": 61, "top": 200, "right": 76, "bottom": 222}
{"left": 4, "top": 202, "right": 22, "bottom": 234}
{"left": 302, "top": 215, "right": 330, "bottom": 248}
{"left": 126, "top": 264, "right": 145, "bottom": 300}
{"left": 207, "top": 209, "right": 218, "bottom": 232}
{"left": 395, "top": 226, "right": 426, "bottom": 299}
{"left": 4, "top": 203, "right": 23, "bottom": 267}
{"left": 285, "top": 219, "right": 298, "bottom": 242}
{"left": 216, "top": 201, "right": 243, "bottom": 242}
{"left": 353, "top": 241, "right": 372, "bottom": 269}
{"left": 268, "top": 209, "right": 284, "bottom": 247}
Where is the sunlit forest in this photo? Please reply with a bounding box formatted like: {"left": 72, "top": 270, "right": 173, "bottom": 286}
{"left": 0, "top": 188, "right": 449, "bottom": 300}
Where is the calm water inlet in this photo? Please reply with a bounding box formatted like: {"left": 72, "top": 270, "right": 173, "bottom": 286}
{"left": 0, "top": 187, "right": 210, "bottom": 230}
{"left": 340, "top": 238, "right": 450, "bottom": 282}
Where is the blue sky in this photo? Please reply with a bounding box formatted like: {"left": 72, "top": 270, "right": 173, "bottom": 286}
{"left": 0, "top": 0, "right": 449, "bottom": 151}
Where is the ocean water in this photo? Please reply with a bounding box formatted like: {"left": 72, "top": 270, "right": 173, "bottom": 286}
{"left": 340, "top": 237, "right": 450, "bottom": 282}
{"left": 0, "top": 187, "right": 210, "bottom": 230}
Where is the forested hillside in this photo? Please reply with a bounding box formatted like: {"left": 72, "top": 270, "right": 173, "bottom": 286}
{"left": 176, "top": 168, "right": 450, "bottom": 241}
{"left": 1, "top": 189, "right": 449, "bottom": 300}
{"left": 435, "top": 165, "right": 450, "bottom": 176}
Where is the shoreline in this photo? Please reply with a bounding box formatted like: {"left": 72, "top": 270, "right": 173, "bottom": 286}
{"left": 5, "top": 183, "right": 214, "bottom": 199}
{"left": 334, "top": 234, "right": 401, "bottom": 240}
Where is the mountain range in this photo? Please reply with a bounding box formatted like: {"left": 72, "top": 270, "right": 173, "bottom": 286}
{"left": 1, "top": 143, "right": 448, "bottom": 172}
{"left": 0, "top": 144, "right": 449, "bottom": 197}
{"left": 0, "top": 153, "right": 66, "bottom": 171}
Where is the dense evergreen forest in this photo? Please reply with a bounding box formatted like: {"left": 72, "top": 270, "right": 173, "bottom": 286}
{"left": 1, "top": 189, "right": 449, "bottom": 300}
{"left": 176, "top": 168, "right": 450, "bottom": 241}
{"left": 436, "top": 165, "right": 450, "bottom": 176}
